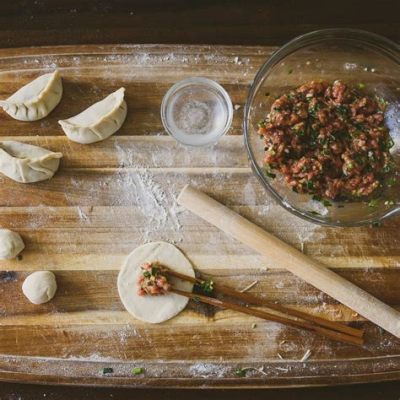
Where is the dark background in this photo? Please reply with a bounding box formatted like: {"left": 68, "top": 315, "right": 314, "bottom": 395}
{"left": 1, "top": 0, "right": 400, "bottom": 48}
{"left": 1, "top": 0, "right": 400, "bottom": 398}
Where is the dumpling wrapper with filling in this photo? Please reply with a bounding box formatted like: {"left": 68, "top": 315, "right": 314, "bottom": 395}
{"left": 118, "top": 242, "right": 195, "bottom": 324}
{"left": 58, "top": 87, "right": 127, "bottom": 144}
{"left": 0, "top": 70, "right": 62, "bottom": 121}
{"left": 0, "top": 141, "right": 62, "bottom": 183}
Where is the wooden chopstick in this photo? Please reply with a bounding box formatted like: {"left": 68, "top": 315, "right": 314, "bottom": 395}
{"left": 166, "top": 268, "right": 364, "bottom": 340}
{"left": 214, "top": 281, "right": 363, "bottom": 337}
{"left": 170, "top": 287, "right": 363, "bottom": 346}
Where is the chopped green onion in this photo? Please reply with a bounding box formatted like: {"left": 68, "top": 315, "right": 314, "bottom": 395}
{"left": 336, "top": 105, "right": 348, "bottom": 116}
{"left": 102, "top": 367, "right": 113, "bottom": 375}
{"left": 368, "top": 199, "right": 379, "bottom": 208}
{"left": 322, "top": 200, "right": 332, "bottom": 207}
{"left": 378, "top": 97, "right": 387, "bottom": 105}
{"left": 132, "top": 367, "right": 144, "bottom": 375}
{"left": 382, "top": 164, "right": 392, "bottom": 173}
{"left": 357, "top": 83, "right": 365, "bottom": 89}
{"left": 234, "top": 367, "right": 247, "bottom": 377}
{"left": 198, "top": 279, "right": 214, "bottom": 294}
{"left": 288, "top": 68, "right": 293, "bottom": 74}
{"left": 265, "top": 171, "right": 276, "bottom": 179}
{"left": 386, "top": 138, "right": 394, "bottom": 150}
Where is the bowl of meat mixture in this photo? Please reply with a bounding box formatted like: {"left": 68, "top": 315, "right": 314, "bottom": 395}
{"left": 244, "top": 29, "right": 400, "bottom": 227}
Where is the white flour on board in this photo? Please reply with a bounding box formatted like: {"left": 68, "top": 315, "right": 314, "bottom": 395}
{"left": 189, "top": 363, "right": 231, "bottom": 378}
{"left": 113, "top": 142, "right": 183, "bottom": 243}
{"left": 76, "top": 206, "right": 90, "bottom": 222}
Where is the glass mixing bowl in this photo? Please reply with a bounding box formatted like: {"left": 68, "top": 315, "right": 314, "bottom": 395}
{"left": 244, "top": 29, "right": 400, "bottom": 227}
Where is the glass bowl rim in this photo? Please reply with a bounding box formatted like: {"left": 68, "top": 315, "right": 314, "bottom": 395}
{"left": 243, "top": 28, "right": 400, "bottom": 227}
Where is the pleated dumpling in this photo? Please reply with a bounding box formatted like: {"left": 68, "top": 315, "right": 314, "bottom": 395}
{"left": 58, "top": 87, "right": 127, "bottom": 144}
{"left": 0, "top": 70, "right": 62, "bottom": 121}
{"left": 0, "top": 141, "right": 62, "bottom": 183}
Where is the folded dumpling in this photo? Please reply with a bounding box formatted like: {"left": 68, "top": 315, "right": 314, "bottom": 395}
{"left": 58, "top": 87, "right": 127, "bottom": 144}
{"left": 0, "top": 70, "right": 63, "bottom": 121}
{"left": 0, "top": 141, "right": 62, "bottom": 183}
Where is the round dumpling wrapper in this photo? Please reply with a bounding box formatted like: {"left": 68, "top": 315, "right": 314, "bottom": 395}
{"left": 117, "top": 241, "right": 194, "bottom": 323}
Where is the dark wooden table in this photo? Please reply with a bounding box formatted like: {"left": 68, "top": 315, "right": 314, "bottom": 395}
{"left": 1, "top": 0, "right": 400, "bottom": 398}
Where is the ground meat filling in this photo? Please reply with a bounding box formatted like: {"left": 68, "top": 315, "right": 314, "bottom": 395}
{"left": 258, "top": 80, "right": 395, "bottom": 200}
{"left": 137, "top": 262, "right": 171, "bottom": 296}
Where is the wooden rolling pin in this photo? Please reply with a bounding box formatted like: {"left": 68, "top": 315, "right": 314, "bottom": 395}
{"left": 177, "top": 185, "right": 400, "bottom": 338}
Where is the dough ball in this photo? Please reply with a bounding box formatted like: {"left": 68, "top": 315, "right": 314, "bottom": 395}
{"left": 22, "top": 271, "right": 57, "bottom": 304}
{"left": 118, "top": 241, "right": 194, "bottom": 323}
{"left": 0, "top": 229, "right": 25, "bottom": 259}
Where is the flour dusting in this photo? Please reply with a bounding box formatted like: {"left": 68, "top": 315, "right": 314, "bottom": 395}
{"left": 113, "top": 142, "right": 184, "bottom": 242}
{"left": 76, "top": 206, "right": 90, "bottom": 222}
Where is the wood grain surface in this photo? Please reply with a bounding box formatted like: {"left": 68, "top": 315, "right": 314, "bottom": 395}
{"left": 1, "top": 0, "right": 400, "bottom": 48}
{"left": 0, "top": 43, "right": 399, "bottom": 389}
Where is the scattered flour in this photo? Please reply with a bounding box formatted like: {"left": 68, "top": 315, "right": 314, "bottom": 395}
{"left": 112, "top": 142, "right": 184, "bottom": 242}
{"left": 67, "top": 353, "right": 117, "bottom": 362}
{"left": 189, "top": 363, "right": 230, "bottom": 378}
{"left": 76, "top": 206, "right": 89, "bottom": 222}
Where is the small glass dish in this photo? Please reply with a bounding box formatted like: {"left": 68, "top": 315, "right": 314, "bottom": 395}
{"left": 244, "top": 29, "right": 400, "bottom": 227}
{"left": 161, "top": 77, "right": 233, "bottom": 146}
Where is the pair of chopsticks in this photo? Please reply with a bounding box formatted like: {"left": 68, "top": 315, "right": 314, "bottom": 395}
{"left": 165, "top": 268, "right": 364, "bottom": 346}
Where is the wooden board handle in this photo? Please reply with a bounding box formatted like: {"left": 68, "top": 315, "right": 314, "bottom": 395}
{"left": 177, "top": 185, "right": 400, "bottom": 338}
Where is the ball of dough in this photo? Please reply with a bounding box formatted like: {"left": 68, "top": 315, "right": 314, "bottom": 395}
{"left": 22, "top": 271, "right": 57, "bottom": 305}
{"left": 0, "top": 229, "right": 25, "bottom": 259}
{"left": 118, "top": 241, "right": 195, "bottom": 323}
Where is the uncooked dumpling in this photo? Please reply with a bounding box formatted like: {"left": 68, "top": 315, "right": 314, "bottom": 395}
{"left": 22, "top": 271, "right": 57, "bottom": 304}
{"left": 58, "top": 87, "right": 127, "bottom": 144}
{"left": 0, "top": 70, "right": 62, "bottom": 121}
{"left": 0, "top": 141, "right": 62, "bottom": 183}
{"left": 0, "top": 229, "right": 24, "bottom": 259}
{"left": 118, "top": 241, "right": 195, "bottom": 323}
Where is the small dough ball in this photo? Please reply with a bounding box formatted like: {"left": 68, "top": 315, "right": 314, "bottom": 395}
{"left": 0, "top": 229, "right": 25, "bottom": 259}
{"left": 22, "top": 271, "right": 57, "bottom": 304}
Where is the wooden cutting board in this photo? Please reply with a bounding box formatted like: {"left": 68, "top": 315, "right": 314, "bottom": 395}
{"left": 0, "top": 44, "right": 399, "bottom": 388}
